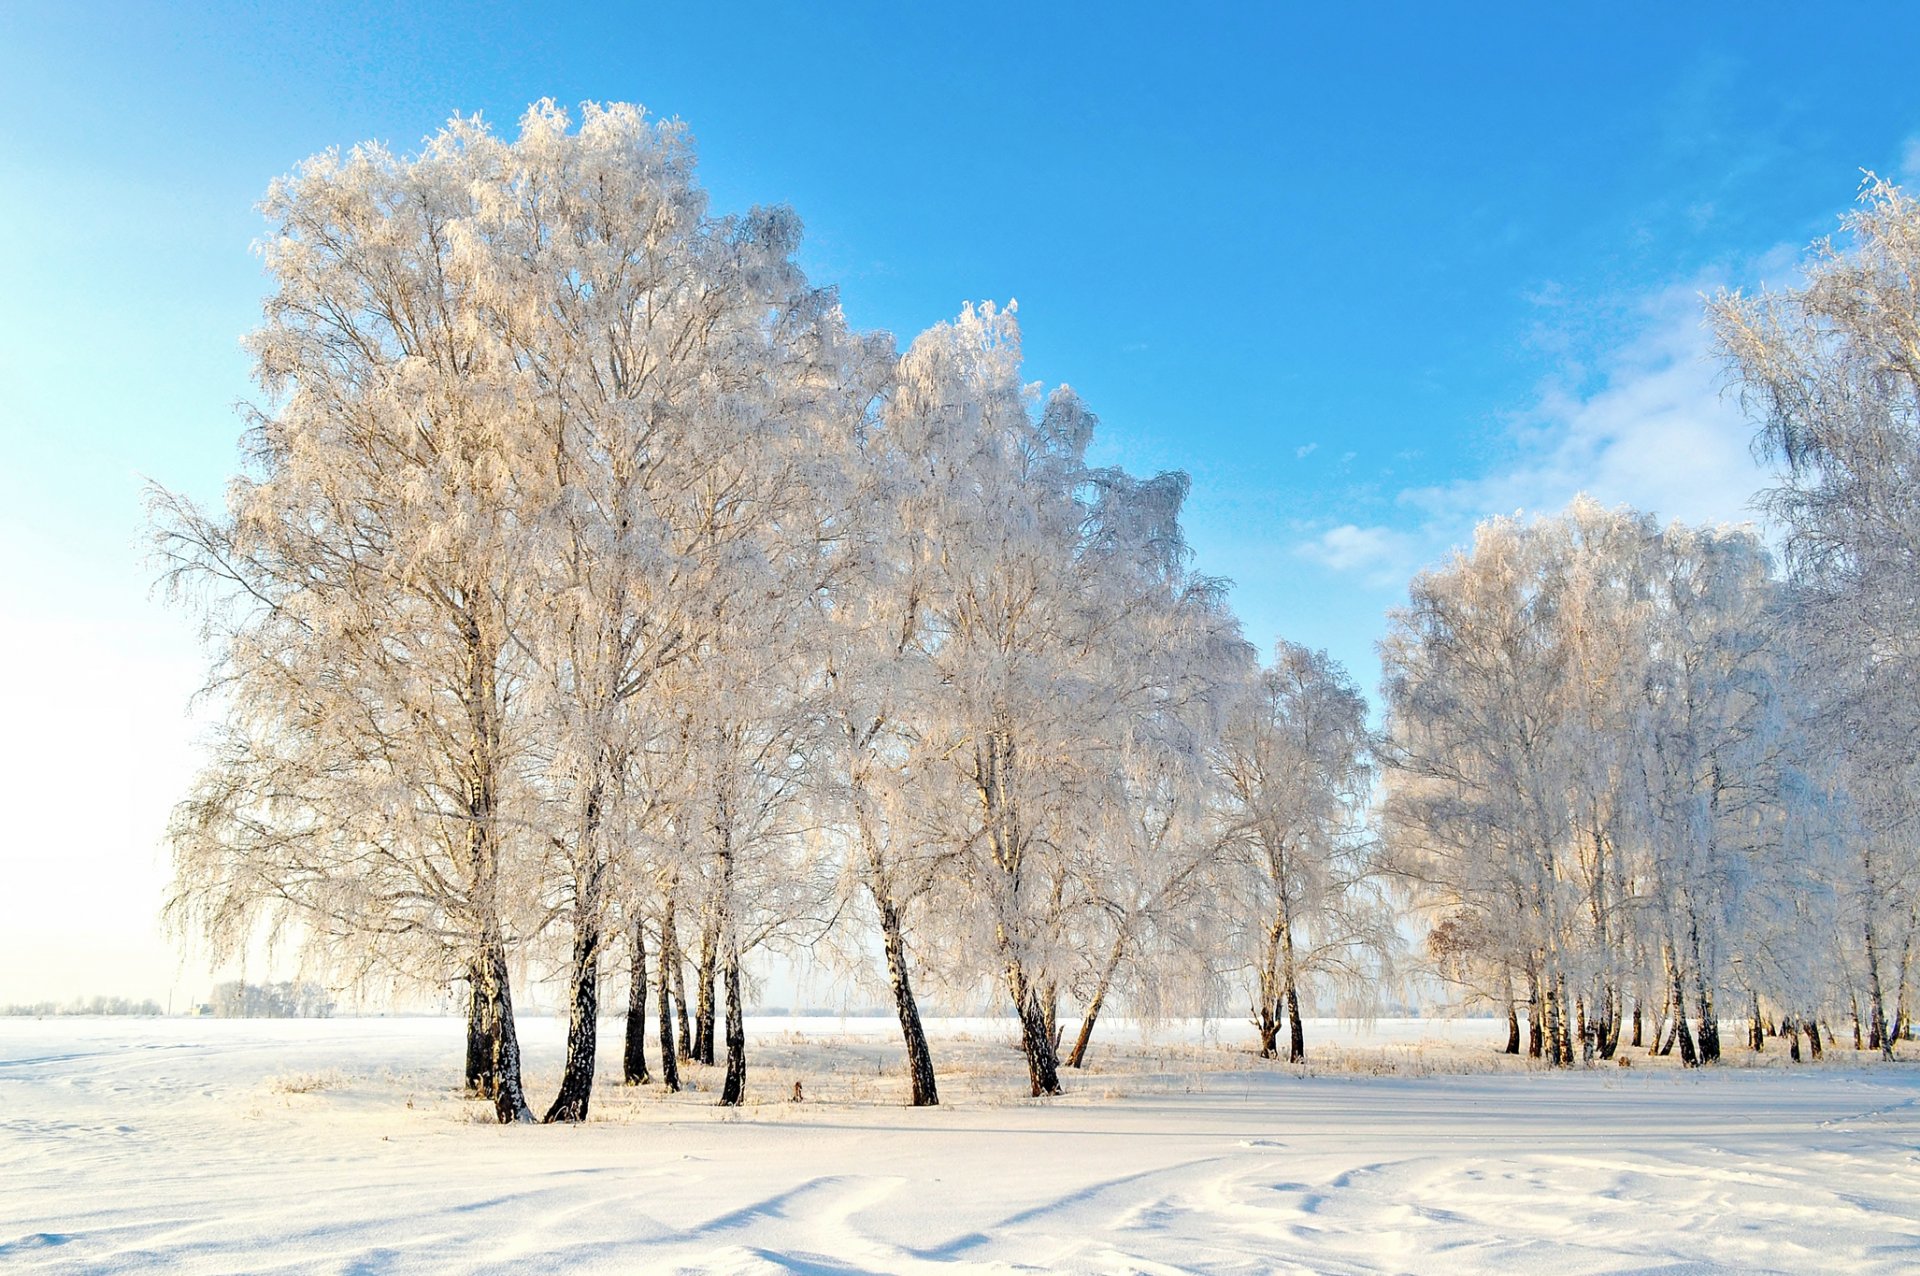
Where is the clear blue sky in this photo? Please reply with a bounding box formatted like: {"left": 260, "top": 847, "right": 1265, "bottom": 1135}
{"left": 3, "top": 2, "right": 1916, "bottom": 1001}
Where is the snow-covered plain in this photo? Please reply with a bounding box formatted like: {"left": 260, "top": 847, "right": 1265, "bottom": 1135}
{"left": 3, "top": 1016, "right": 1916, "bottom": 1274}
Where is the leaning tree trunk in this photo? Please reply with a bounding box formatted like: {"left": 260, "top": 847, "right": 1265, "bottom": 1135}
{"left": 1068, "top": 932, "right": 1127, "bottom": 1070}
{"left": 466, "top": 962, "right": 497, "bottom": 1095}
{"left": 1009, "top": 962, "right": 1062, "bottom": 1097}
{"left": 624, "top": 918, "right": 650, "bottom": 1085}
{"left": 719, "top": 939, "right": 747, "bottom": 1106}
{"left": 544, "top": 910, "right": 602, "bottom": 1122}
{"left": 655, "top": 926, "right": 681, "bottom": 1093}
{"left": 875, "top": 894, "right": 938, "bottom": 1105}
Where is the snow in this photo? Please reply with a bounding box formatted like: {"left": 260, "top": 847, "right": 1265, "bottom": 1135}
{"left": 4, "top": 1016, "right": 1917, "bottom": 1273}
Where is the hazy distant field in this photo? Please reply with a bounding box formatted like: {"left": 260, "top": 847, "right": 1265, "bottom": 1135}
{"left": 4, "top": 1016, "right": 1917, "bottom": 1273}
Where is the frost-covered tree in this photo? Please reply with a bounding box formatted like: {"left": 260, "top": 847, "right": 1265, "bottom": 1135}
{"left": 1217, "top": 642, "right": 1386, "bottom": 1062}
{"left": 1711, "top": 177, "right": 1920, "bottom": 1059}
{"left": 156, "top": 117, "right": 547, "bottom": 1121}
{"left": 1062, "top": 470, "right": 1252, "bottom": 1067}
{"left": 467, "top": 102, "right": 884, "bottom": 1120}
{"left": 883, "top": 304, "right": 1103, "bottom": 1096}
{"left": 159, "top": 102, "right": 881, "bottom": 1122}
{"left": 1383, "top": 497, "right": 1838, "bottom": 1067}
{"left": 1383, "top": 508, "right": 1595, "bottom": 1064}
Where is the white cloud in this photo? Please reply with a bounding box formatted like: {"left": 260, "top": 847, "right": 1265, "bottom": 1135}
{"left": 1405, "top": 282, "right": 1769, "bottom": 535}
{"left": 1295, "top": 442, "right": 1318, "bottom": 459}
{"left": 1900, "top": 133, "right": 1920, "bottom": 183}
{"left": 1295, "top": 277, "right": 1787, "bottom": 591}
{"left": 1295, "top": 523, "right": 1422, "bottom": 589}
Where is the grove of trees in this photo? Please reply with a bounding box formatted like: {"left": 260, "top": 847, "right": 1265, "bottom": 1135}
{"left": 156, "top": 105, "right": 1920, "bottom": 1121}
{"left": 1384, "top": 180, "right": 1920, "bottom": 1067}
{"left": 155, "top": 103, "right": 1390, "bottom": 1122}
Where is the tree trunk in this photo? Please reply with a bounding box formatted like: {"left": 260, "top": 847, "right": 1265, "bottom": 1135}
{"left": 1891, "top": 905, "right": 1916, "bottom": 1054}
{"left": 664, "top": 895, "right": 693, "bottom": 1062}
{"left": 1597, "top": 986, "right": 1621, "bottom": 1060}
{"left": 624, "top": 918, "right": 650, "bottom": 1085}
{"left": 694, "top": 910, "right": 718, "bottom": 1067}
{"left": 1672, "top": 958, "right": 1699, "bottom": 1067}
{"left": 1787, "top": 1017, "right": 1802, "bottom": 1063}
{"left": 1807, "top": 1018, "right": 1823, "bottom": 1060}
{"left": 1630, "top": 1000, "right": 1643, "bottom": 1049}
{"left": 655, "top": 922, "right": 681, "bottom": 1093}
{"left": 1749, "top": 991, "right": 1765, "bottom": 1053}
{"left": 1685, "top": 916, "right": 1719, "bottom": 1064}
{"left": 543, "top": 914, "right": 601, "bottom": 1122}
{"left": 1277, "top": 918, "right": 1305, "bottom": 1063}
{"left": 465, "top": 963, "right": 496, "bottom": 1095}
{"left": 1068, "top": 933, "right": 1126, "bottom": 1070}
{"left": 1255, "top": 917, "right": 1284, "bottom": 1059}
{"left": 478, "top": 933, "right": 533, "bottom": 1123}
{"left": 457, "top": 607, "right": 527, "bottom": 1125}
{"left": 1864, "top": 870, "right": 1894, "bottom": 1059}
{"left": 1867, "top": 921, "right": 1892, "bottom": 1058}
{"left": 1505, "top": 1004, "right": 1521, "bottom": 1055}
{"left": 719, "top": 941, "right": 747, "bottom": 1106}
{"left": 1526, "top": 965, "right": 1543, "bottom": 1059}
{"left": 1255, "top": 1000, "right": 1282, "bottom": 1059}
{"left": 1693, "top": 981, "right": 1720, "bottom": 1063}
{"left": 1285, "top": 981, "right": 1305, "bottom": 1063}
{"left": 876, "top": 896, "right": 938, "bottom": 1105}
{"left": 1550, "top": 973, "right": 1576, "bottom": 1067}
{"left": 1008, "top": 963, "right": 1062, "bottom": 1097}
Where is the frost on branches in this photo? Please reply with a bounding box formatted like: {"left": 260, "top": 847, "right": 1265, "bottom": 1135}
{"left": 153, "top": 106, "right": 1920, "bottom": 1125}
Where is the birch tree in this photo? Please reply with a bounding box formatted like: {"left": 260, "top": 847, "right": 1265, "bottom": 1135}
{"left": 157, "top": 118, "right": 544, "bottom": 1121}
{"left": 1218, "top": 642, "right": 1383, "bottom": 1062}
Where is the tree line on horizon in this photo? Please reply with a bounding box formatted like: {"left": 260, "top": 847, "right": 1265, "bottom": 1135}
{"left": 155, "top": 103, "right": 1919, "bottom": 1122}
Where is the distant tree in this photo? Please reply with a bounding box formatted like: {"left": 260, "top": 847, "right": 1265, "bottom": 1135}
{"left": 211, "top": 980, "right": 334, "bottom": 1018}
{"left": 1218, "top": 642, "right": 1386, "bottom": 1063}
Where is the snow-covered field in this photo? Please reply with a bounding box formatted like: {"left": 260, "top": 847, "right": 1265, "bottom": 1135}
{"left": 4, "top": 1016, "right": 1917, "bottom": 1274}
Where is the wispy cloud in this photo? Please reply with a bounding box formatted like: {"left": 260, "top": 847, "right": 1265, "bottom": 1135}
{"left": 1295, "top": 442, "right": 1317, "bottom": 459}
{"left": 1295, "top": 524, "right": 1422, "bottom": 589}
{"left": 1295, "top": 276, "right": 1784, "bottom": 591}
{"left": 1405, "top": 281, "right": 1767, "bottom": 534}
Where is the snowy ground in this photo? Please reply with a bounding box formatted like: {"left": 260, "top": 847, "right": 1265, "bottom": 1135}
{"left": 3, "top": 1016, "right": 1917, "bottom": 1274}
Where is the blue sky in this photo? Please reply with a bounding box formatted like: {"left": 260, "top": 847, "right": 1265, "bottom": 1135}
{"left": 4, "top": 2, "right": 1917, "bottom": 1001}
